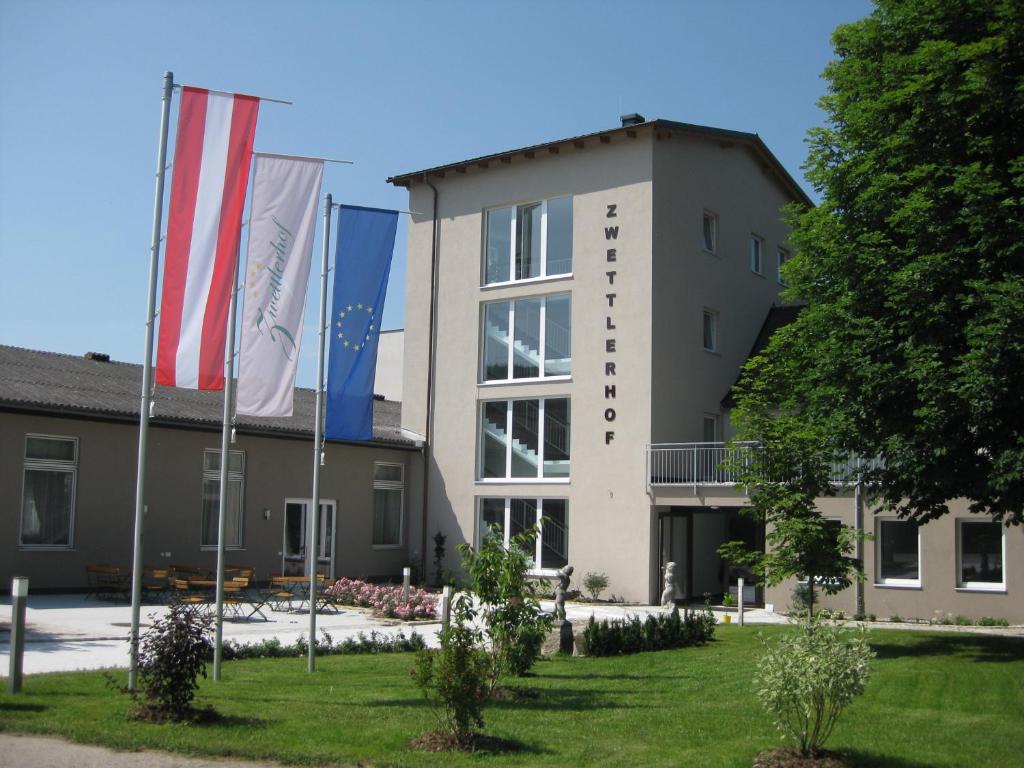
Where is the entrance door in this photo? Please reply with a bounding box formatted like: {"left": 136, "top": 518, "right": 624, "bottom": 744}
{"left": 282, "top": 499, "right": 336, "bottom": 578}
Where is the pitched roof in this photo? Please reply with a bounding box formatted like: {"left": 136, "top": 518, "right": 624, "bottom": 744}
{"left": 721, "top": 304, "right": 804, "bottom": 409}
{"left": 0, "top": 345, "right": 413, "bottom": 448}
{"left": 387, "top": 118, "right": 812, "bottom": 207}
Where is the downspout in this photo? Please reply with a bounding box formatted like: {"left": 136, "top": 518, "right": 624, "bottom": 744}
{"left": 420, "top": 178, "right": 439, "bottom": 582}
{"left": 854, "top": 474, "right": 865, "bottom": 617}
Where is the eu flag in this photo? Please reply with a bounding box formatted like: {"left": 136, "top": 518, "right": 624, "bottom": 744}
{"left": 325, "top": 205, "right": 398, "bottom": 441}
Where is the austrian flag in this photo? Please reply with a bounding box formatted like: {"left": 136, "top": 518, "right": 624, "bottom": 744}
{"left": 156, "top": 87, "right": 259, "bottom": 389}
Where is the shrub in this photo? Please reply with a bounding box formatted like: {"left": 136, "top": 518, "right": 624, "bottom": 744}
{"left": 411, "top": 592, "right": 490, "bottom": 748}
{"left": 222, "top": 629, "right": 425, "bottom": 660}
{"left": 134, "top": 603, "right": 213, "bottom": 722}
{"left": 458, "top": 525, "right": 552, "bottom": 686}
{"left": 324, "top": 577, "right": 437, "bottom": 620}
{"left": 977, "top": 616, "right": 1010, "bottom": 627}
{"left": 756, "top": 618, "right": 874, "bottom": 757}
{"left": 583, "top": 571, "right": 610, "bottom": 600}
{"left": 580, "top": 606, "right": 715, "bottom": 657}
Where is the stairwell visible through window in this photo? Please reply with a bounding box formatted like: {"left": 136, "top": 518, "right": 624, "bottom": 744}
{"left": 481, "top": 293, "right": 571, "bottom": 382}
{"left": 478, "top": 398, "right": 571, "bottom": 480}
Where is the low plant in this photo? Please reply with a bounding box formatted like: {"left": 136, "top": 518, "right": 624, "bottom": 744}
{"left": 889, "top": 614, "right": 902, "bottom": 623}
{"left": 755, "top": 617, "right": 874, "bottom": 757}
{"left": 722, "top": 590, "right": 737, "bottom": 608}
{"left": 324, "top": 577, "right": 437, "bottom": 620}
{"left": 411, "top": 592, "right": 490, "bottom": 749}
{"left": 222, "top": 629, "right": 425, "bottom": 660}
{"left": 977, "top": 616, "right": 1010, "bottom": 627}
{"left": 580, "top": 606, "right": 715, "bottom": 657}
{"left": 132, "top": 603, "right": 213, "bottom": 722}
{"left": 583, "top": 571, "right": 610, "bottom": 601}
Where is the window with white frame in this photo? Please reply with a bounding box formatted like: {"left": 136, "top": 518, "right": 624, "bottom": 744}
{"left": 749, "top": 235, "right": 764, "bottom": 275}
{"left": 479, "top": 398, "right": 570, "bottom": 480}
{"left": 373, "top": 462, "right": 405, "bottom": 547}
{"left": 957, "top": 519, "right": 1004, "bottom": 590}
{"left": 20, "top": 434, "right": 77, "bottom": 548}
{"left": 484, "top": 196, "right": 572, "bottom": 284}
{"left": 777, "top": 247, "right": 790, "bottom": 285}
{"left": 876, "top": 518, "right": 920, "bottom": 586}
{"left": 702, "top": 308, "right": 718, "bottom": 352}
{"left": 477, "top": 497, "right": 568, "bottom": 571}
{"left": 481, "top": 293, "right": 571, "bottom": 382}
{"left": 201, "top": 449, "right": 244, "bottom": 549}
{"left": 702, "top": 210, "right": 718, "bottom": 254}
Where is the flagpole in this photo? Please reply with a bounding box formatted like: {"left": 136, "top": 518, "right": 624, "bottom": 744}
{"left": 212, "top": 261, "right": 240, "bottom": 682}
{"left": 129, "top": 71, "right": 174, "bottom": 690}
{"left": 308, "top": 192, "right": 332, "bottom": 673}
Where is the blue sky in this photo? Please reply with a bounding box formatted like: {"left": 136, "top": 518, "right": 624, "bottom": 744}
{"left": 0, "top": 0, "right": 872, "bottom": 388}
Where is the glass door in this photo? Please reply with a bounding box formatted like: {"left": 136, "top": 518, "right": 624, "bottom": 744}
{"left": 282, "top": 499, "right": 336, "bottom": 578}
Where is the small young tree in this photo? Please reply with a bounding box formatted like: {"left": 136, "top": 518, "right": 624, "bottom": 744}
{"left": 133, "top": 603, "right": 214, "bottom": 721}
{"left": 458, "top": 524, "right": 552, "bottom": 690}
{"left": 756, "top": 617, "right": 874, "bottom": 757}
{"left": 583, "top": 571, "right": 609, "bottom": 601}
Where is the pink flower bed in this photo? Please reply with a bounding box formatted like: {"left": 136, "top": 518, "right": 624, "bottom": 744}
{"left": 324, "top": 577, "right": 438, "bottom": 621}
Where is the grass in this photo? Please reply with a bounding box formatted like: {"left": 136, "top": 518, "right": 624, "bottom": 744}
{"left": 2, "top": 626, "right": 1023, "bottom": 767}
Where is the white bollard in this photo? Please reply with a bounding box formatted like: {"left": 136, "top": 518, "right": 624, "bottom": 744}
{"left": 402, "top": 566, "right": 411, "bottom": 602}
{"left": 738, "top": 577, "right": 745, "bottom": 627}
{"left": 440, "top": 585, "right": 452, "bottom": 631}
{"left": 9, "top": 577, "right": 28, "bottom": 693}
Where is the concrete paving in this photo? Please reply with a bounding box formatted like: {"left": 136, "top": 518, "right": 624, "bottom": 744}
{"left": 0, "top": 593, "right": 785, "bottom": 675}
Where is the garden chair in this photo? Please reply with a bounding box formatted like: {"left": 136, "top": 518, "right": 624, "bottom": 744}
{"left": 141, "top": 566, "right": 171, "bottom": 602}
{"left": 84, "top": 564, "right": 130, "bottom": 602}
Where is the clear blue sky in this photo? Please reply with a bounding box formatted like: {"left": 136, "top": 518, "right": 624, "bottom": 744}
{"left": 0, "top": 0, "right": 872, "bottom": 389}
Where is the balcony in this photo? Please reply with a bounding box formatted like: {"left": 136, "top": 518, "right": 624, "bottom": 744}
{"left": 646, "top": 442, "right": 880, "bottom": 491}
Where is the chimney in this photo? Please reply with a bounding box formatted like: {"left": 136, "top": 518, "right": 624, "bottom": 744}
{"left": 620, "top": 113, "right": 646, "bottom": 127}
{"left": 84, "top": 352, "right": 110, "bottom": 362}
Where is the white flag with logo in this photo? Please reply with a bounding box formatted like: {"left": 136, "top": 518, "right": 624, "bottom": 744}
{"left": 236, "top": 154, "right": 323, "bottom": 416}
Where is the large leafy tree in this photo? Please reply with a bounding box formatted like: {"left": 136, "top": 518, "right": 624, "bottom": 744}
{"left": 736, "top": 0, "right": 1024, "bottom": 528}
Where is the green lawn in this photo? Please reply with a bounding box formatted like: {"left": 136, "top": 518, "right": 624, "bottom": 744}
{"left": 2, "top": 626, "right": 1023, "bottom": 767}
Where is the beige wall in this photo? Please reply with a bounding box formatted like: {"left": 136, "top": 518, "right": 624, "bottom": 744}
{"left": 374, "top": 329, "right": 404, "bottom": 402}
{"left": 2, "top": 411, "right": 421, "bottom": 589}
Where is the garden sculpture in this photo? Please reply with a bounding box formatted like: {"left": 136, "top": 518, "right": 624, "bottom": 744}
{"left": 661, "top": 561, "right": 678, "bottom": 608}
{"left": 553, "top": 564, "right": 574, "bottom": 621}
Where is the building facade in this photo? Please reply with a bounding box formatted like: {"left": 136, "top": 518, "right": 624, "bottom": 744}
{"left": 391, "top": 116, "right": 1023, "bottom": 623}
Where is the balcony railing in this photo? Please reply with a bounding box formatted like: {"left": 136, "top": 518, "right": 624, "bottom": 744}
{"left": 646, "top": 442, "right": 881, "bottom": 489}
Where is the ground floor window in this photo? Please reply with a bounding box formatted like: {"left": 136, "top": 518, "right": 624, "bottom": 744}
{"left": 201, "top": 449, "right": 245, "bottom": 548}
{"left": 477, "top": 497, "right": 568, "bottom": 571}
{"left": 876, "top": 517, "right": 920, "bottom": 586}
{"left": 373, "top": 462, "right": 405, "bottom": 547}
{"left": 20, "top": 434, "right": 77, "bottom": 548}
{"left": 957, "top": 519, "right": 1004, "bottom": 590}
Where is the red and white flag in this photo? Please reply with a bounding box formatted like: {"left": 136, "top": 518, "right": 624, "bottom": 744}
{"left": 156, "top": 86, "right": 259, "bottom": 390}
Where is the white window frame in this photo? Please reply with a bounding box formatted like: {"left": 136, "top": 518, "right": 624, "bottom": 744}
{"left": 702, "top": 308, "right": 719, "bottom": 353}
{"left": 479, "top": 293, "right": 572, "bottom": 384}
{"left": 20, "top": 434, "right": 78, "bottom": 550}
{"left": 777, "top": 246, "right": 790, "bottom": 286}
{"left": 750, "top": 234, "right": 764, "bottom": 275}
{"left": 476, "top": 497, "right": 569, "bottom": 575}
{"left": 477, "top": 397, "right": 571, "bottom": 483}
{"left": 955, "top": 518, "right": 1006, "bottom": 591}
{"left": 200, "top": 448, "right": 245, "bottom": 550}
{"left": 702, "top": 210, "right": 718, "bottom": 255}
{"left": 372, "top": 461, "right": 405, "bottom": 549}
{"left": 482, "top": 196, "right": 573, "bottom": 286}
{"left": 874, "top": 516, "right": 921, "bottom": 588}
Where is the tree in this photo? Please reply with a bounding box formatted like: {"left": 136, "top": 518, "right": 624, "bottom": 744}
{"left": 738, "top": 0, "right": 1024, "bottom": 525}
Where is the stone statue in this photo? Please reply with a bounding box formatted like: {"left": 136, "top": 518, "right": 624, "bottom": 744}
{"left": 553, "top": 564, "right": 574, "bottom": 622}
{"left": 661, "top": 561, "right": 678, "bottom": 608}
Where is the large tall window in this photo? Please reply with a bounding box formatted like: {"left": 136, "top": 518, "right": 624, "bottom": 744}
{"left": 20, "top": 434, "right": 77, "bottom": 548}
{"left": 479, "top": 398, "right": 570, "bottom": 480}
{"left": 477, "top": 497, "right": 568, "bottom": 571}
{"left": 484, "top": 196, "right": 572, "bottom": 284}
{"left": 201, "top": 449, "right": 244, "bottom": 549}
{"left": 481, "top": 293, "right": 571, "bottom": 381}
{"left": 373, "top": 462, "right": 405, "bottom": 547}
{"left": 876, "top": 518, "right": 920, "bottom": 586}
{"left": 957, "top": 519, "right": 1004, "bottom": 590}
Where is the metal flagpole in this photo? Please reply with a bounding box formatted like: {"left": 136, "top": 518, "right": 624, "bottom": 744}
{"left": 129, "top": 71, "right": 175, "bottom": 690}
{"left": 308, "top": 192, "right": 332, "bottom": 673}
{"left": 212, "top": 260, "right": 241, "bottom": 682}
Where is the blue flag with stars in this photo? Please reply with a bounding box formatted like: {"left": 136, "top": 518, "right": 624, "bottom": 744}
{"left": 325, "top": 205, "right": 398, "bottom": 441}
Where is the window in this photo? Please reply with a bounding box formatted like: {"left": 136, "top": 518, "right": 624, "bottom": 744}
{"left": 201, "top": 449, "right": 244, "bottom": 549}
{"left": 702, "top": 414, "right": 720, "bottom": 443}
{"left": 749, "top": 235, "right": 764, "bottom": 275}
{"left": 484, "top": 196, "right": 572, "bottom": 284}
{"left": 481, "top": 293, "right": 571, "bottom": 382}
{"left": 702, "top": 210, "right": 718, "bottom": 253}
{"left": 777, "top": 247, "right": 790, "bottom": 285}
{"left": 702, "top": 308, "right": 718, "bottom": 352}
{"left": 477, "top": 497, "right": 568, "bottom": 571}
{"left": 876, "top": 518, "right": 920, "bottom": 586}
{"left": 20, "top": 435, "right": 77, "bottom": 548}
{"left": 373, "top": 462, "right": 405, "bottom": 547}
{"left": 957, "top": 519, "right": 1004, "bottom": 590}
{"left": 479, "top": 398, "right": 570, "bottom": 480}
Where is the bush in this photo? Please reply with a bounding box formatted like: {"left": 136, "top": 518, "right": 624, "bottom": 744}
{"left": 134, "top": 603, "right": 213, "bottom": 722}
{"left": 977, "top": 616, "right": 1010, "bottom": 627}
{"left": 458, "top": 526, "right": 552, "bottom": 686}
{"left": 583, "top": 571, "right": 610, "bottom": 600}
{"left": 580, "top": 606, "right": 716, "bottom": 657}
{"left": 756, "top": 618, "right": 874, "bottom": 757}
{"left": 324, "top": 577, "right": 437, "bottom": 620}
{"left": 222, "top": 629, "right": 425, "bottom": 660}
{"left": 411, "top": 592, "right": 490, "bottom": 748}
